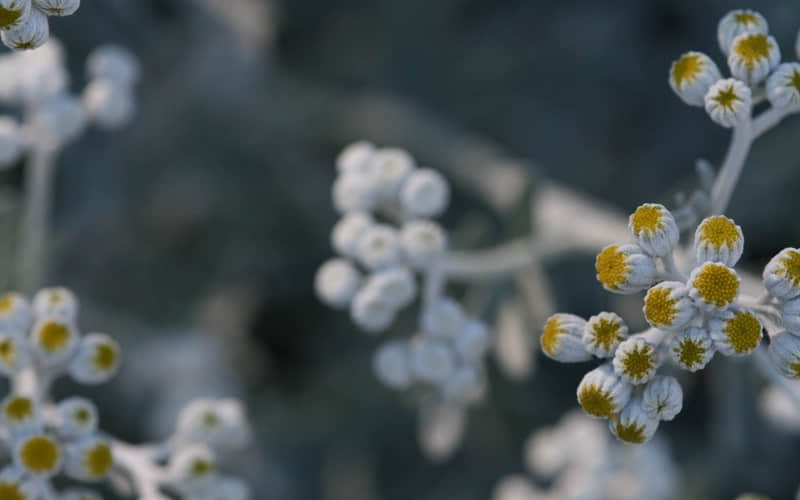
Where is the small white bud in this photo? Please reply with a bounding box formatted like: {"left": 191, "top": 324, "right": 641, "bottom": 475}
{"left": 400, "top": 168, "right": 449, "bottom": 218}
{"left": 335, "top": 141, "right": 375, "bottom": 175}
{"left": 0, "top": 117, "right": 23, "bottom": 168}
{"left": 613, "top": 337, "right": 660, "bottom": 385}
{"left": 0, "top": 333, "right": 29, "bottom": 375}
{"left": 694, "top": 215, "right": 744, "bottom": 267}
{"left": 766, "top": 63, "right": 800, "bottom": 109}
{"left": 670, "top": 326, "right": 715, "bottom": 372}
{"left": 595, "top": 244, "right": 657, "bottom": 294}
{"left": 609, "top": 396, "right": 659, "bottom": 444}
{"left": 168, "top": 444, "right": 216, "bottom": 494}
{"left": 56, "top": 397, "right": 98, "bottom": 438}
{"left": 422, "top": 297, "right": 466, "bottom": 339}
{"left": 641, "top": 375, "right": 683, "bottom": 421}
{"left": 331, "top": 211, "right": 373, "bottom": 258}
{"left": 0, "top": 466, "right": 38, "bottom": 499}
{"left": 86, "top": 44, "right": 140, "bottom": 86}
{"left": 629, "top": 203, "right": 679, "bottom": 258}
{"left": 29, "top": 318, "right": 79, "bottom": 366}
{"left": 0, "top": 292, "right": 31, "bottom": 333}
{"left": 2, "top": 7, "right": 47, "bottom": 51}
{"left": 68, "top": 333, "right": 121, "bottom": 384}
{"left": 33, "top": 0, "right": 79, "bottom": 16}
{"left": 314, "top": 258, "right": 361, "bottom": 309}
{"left": 373, "top": 341, "right": 412, "bottom": 390}
{"left": 349, "top": 286, "right": 395, "bottom": 334}
{"left": 717, "top": 10, "right": 768, "bottom": 55}
{"left": 370, "top": 147, "right": 415, "bottom": 198}
{"left": 582, "top": 311, "right": 628, "bottom": 358}
{"left": 767, "top": 331, "right": 800, "bottom": 379}
{"left": 400, "top": 219, "right": 447, "bottom": 268}
{"left": 0, "top": 0, "right": 30, "bottom": 30}
{"left": 361, "top": 267, "right": 416, "bottom": 310}
{"left": 669, "top": 51, "right": 721, "bottom": 106}
{"left": 728, "top": 32, "right": 780, "bottom": 86}
{"left": 704, "top": 78, "right": 752, "bottom": 128}
{"left": 410, "top": 338, "right": 457, "bottom": 384}
{"left": 332, "top": 172, "right": 381, "bottom": 214}
{"left": 355, "top": 224, "right": 401, "bottom": 271}
{"left": 688, "top": 261, "right": 740, "bottom": 311}
{"left": 64, "top": 435, "right": 113, "bottom": 481}
{"left": 13, "top": 433, "right": 62, "bottom": 478}
{"left": 454, "top": 320, "right": 491, "bottom": 363}
{"left": 708, "top": 306, "right": 762, "bottom": 356}
{"left": 763, "top": 248, "right": 800, "bottom": 301}
{"left": 32, "top": 286, "right": 77, "bottom": 322}
{"left": 82, "top": 79, "right": 136, "bottom": 130}
{"left": 540, "top": 313, "right": 592, "bottom": 363}
{"left": 781, "top": 297, "right": 800, "bottom": 335}
{"left": 176, "top": 398, "right": 250, "bottom": 451}
{"left": 643, "top": 281, "right": 696, "bottom": 331}
{"left": 1, "top": 394, "right": 41, "bottom": 435}
{"left": 576, "top": 364, "right": 632, "bottom": 419}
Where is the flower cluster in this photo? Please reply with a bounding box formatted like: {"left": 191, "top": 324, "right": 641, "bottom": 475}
{"left": 0, "top": 0, "right": 79, "bottom": 51}
{"left": 669, "top": 9, "right": 800, "bottom": 127}
{"left": 0, "top": 39, "right": 139, "bottom": 162}
{"left": 540, "top": 204, "right": 778, "bottom": 444}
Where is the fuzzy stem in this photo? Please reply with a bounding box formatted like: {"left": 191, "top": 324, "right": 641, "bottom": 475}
{"left": 111, "top": 440, "right": 171, "bottom": 500}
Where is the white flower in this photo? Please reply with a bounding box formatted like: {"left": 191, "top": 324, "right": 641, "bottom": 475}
{"left": 704, "top": 78, "right": 752, "bottom": 128}
{"left": 643, "top": 281, "right": 696, "bottom": 331}
{"left": 454, "top": 320, "right": 491, "bottom": 362}
{"left": 582, "top": 312, "right": 628, "bottom": 358}
{"left": 1, "top": 395, "right": 41, "bottom": 435}
{"left": 349, "top": 286, "right": 395, "bottom": 333}
{"left": 609, "top": 396, "right": 659, "bottom": 444}
{"left": 763, "top": 248, "right": 800, "bottom": 301}
{"left": 82, "top": 79, "right": 136, "bottom": 130}
{"left": 540, "top": 313, "right": 592, "bottom": 362}
{"left": 33, "top": 0, "right": 79, "bottom": 16}
{"left": 68, "top": 333, "right": 121, "bottom": 384}
{"left": 668, "top": 51, "right": 721, "bottom": 106}
{"left": 410, "top": 338, "right": 457, "bottom": 384}
{"left": 688, "top": 261, "right": 740, "bottom": 311}
{"left": 32, "top": 286, "right": 78, "bottom": 322}
{"left": 331, "top": 171, "right": 381, "bottom": 214}
{"left": 613, "top": 337, "right": 660, "bottom": 385}
{"left": 766, "top": 63, "right": 800, "bottom": 109}
{"left": 728, "top": 32, "right": 780, "bottom": 86}
{"left": 2, "top": 8, "right": 47, "bottom": 51}
{"left": 400, "top": 168, "right": 449, "bottom": 218}
{"left": 314, "top": 258, "right": 361, "bottom": 309}
{"left": 708, "top": 306, "right": 762, "bottom": 356}
{"left": 331, "top": 212, "right": 373, "bottom": 258}
{"left": 335, "top": 141, "right": 375, "bottom": 175}
{"left": 717, "top": 9, "right": 768, "bottom": 55}
{"left": 595, "top": 244, "right": 657, "bottom": 294}
{"left": 86, "top": 44, "right": 140, "bottom": 86}
{"left": 373, "top": 341, "right": 412, "bottom": 390}
{"left": 400, "top": 219, "right": 447, "bottom": 268}
{"left": 361, "top": 267, "right": 416, "bottom": 309}
{"left": 421, "top": 297, "right": 466, "bottom": 339}
{"left": 694, "top": 215, "right": 744, "bottom": 267}
{"left": 0, "top": 0, "right": 30, "bottom": 30}
{"left": 576, "top": 364, "right": 632, "bottom": 419}
{"left": 64, "top": 435, "right": 113, "bottom": 481}
{"left": 355, "top": 224, "right": 401, "bottom": 271}
{"left": 168, "top": 444, "right": 217, "bottom": 494}
{"left": 628, "top": 203, "right": 679, "bottom": 258}
{"left": 370, "top": 147, "right": 415, "bottom": 198}
{"left": 0, "top": 467, "right": 37, "bottom": 500}
{"left": 0, "top": 117, "right": 23, "bottom": 168}
{"left": 670, "top": 326, "right": 715, "bottom": 372}
{"left": 781, "top": 297, "right": 800, "bottom": 334}
{"left": 56, "top": 397, "right": 98, "bottom": 438}
{"left": 0, "top": 333, "right": 28, "bottom": 375}
{"left": 29, "top": 318, "right": 79, "bottom": 366}
{"left": 13, "top": 433, "right": 62, "bottom": 477}
{"left": 176, "top": 398, "right": 250, "bottom": 450}
{"left": 641, "top": 376, "right": 683, "bottom": 421}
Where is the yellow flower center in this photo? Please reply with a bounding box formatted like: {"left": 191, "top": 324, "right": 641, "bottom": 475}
{"left": 631, "top": 205, "right": 664, "bottom": 234}
{"left": 84, "top": 443, "right": 113, "bottom": 478}
{"left": 202, "top": 411, "right": 219, "bottom": 428}
{"left": 674, "top": 338, "right": 707, "bottom": 368}
{"left": 578, "top": 385, "right": 617, "bottom": 419}
{"left": 191, "top": 459, "right": 213, "bottom": 477}
{"left": 733, "top": 33, "right": 772, "bottom": 70}
{"left": 698, "top": 216, "right": 740, "bottom": 249}
{"left": 712, "top": 85, "right": 741, "bottom": 110}
{"left": 91, "top": 343, "right": 118, "bottom": 372}
{"left": 37, "top": 322, "right": 71, "bottom": 353}
{"left": 540, "top": 316, "right": 563, "bottom": 356}
{"left": 587, "top": 319, "right": 622, "bottom": 351}
{"left": 620, "top": 344, "right": 656, "bottom": 381}
{"left": 722, "top": 311, "right": 761, "bottom": 353}
{"left": 644, "top": 287, "right": 677, "bottom": 327}
{"left": 778, "top": 249, "right": 800, "bottom": 287}
{"left": 0, "top": 4, "right": 23, "bottom": 30}
{"left": 4, "top": 397, "right": 33, "bottom": 422}
{"left": 614, "top": 421, "right": 647, "bottom": 444}
{"left": 692, "top": 263, "right": 739, "bottom": 306}
{"left": 733, "top": 12, "right": 760, "bottom": 25}
{"left": 19, "top": 436, "right": 60, "bottom": 473}
{"left": 0, "top": 294, "right": 14, "bottom": 314}
{"left": 73, "top": 408, "right": 92, "bottom": 424}
{"left": 0, "top": 338, "right": 16, "bottom": 364}
{"left": 787, "top": 70, "right": 800, "bottom": 96}
{"left": 671, "top": 53, "right": 703, "bottom": 86}
{"left": 789, "top": 359, "right": 800, "bottom": 378}
{"left": 0, "top": 482, "right": 27, "bottom": 500}
{"left": 596, "top": 246, "right": 629, "bottom": 290}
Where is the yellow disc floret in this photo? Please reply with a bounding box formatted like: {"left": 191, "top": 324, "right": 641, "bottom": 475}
{"left": 92, "top": 343, "right": 118, "bottom": 372}
{"left": 630, "top": 205, "right": 664, "bottom": 234}
{"left": 578, "top": 385, "right": 617, "bottom": 419}
{"left": 0, "top": 481, "right": 28, "bottom": 500}
{"left": 541, "top": 316, "right": 563, "bottom": 356}
{"left": 596, "top": 246, "right": 628, "bottom": 290}
{"left": 4, "top": 396, "right": 33, "bottom": 422}
{"left": 0, "top": 338, "right": 16, "bottom": 364}
{"left": 722, "top": 311, "right": 762, "bottom": 354}
{"left": 84, "top": 443, "right": 113, "bottom": 478}
{"left": 671, "top": 53, "right": 703, "bottom": 86}
{"left": 778, "top": 250, "right": 800, "bottom": 287}
{"left": 614, "top": 421, "right": 648, "bottom": 444}
{"left": 0, "top": 4, "right": 23, "bottom": 30}
{"left": 644, "top": 287, "right": 677, "bottom": 328}
{"left": 588, "top": 319, "right": 621, "bottom": 351}
{"left": 18, "top": 435, "right": 60, "bottom": 474}
{"left": 697, "top": 216, "right": 740, "bottom": 249}
{"left": 692, "top": 263, "right": 739, "bottom": 307}
{"left": 36, "top": 322, "right": 71, "bottom": 353}
{"left": 674, "top": 338, "right": 707, "bottom": 368}
{"left": 732, "top": 33, "right": 773, "bottom": 70}
{"left": 618, "top": 344, "right": 656, "bottom": 382}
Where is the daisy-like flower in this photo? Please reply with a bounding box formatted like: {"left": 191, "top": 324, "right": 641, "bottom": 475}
{"left": 612, "top": 337, "right": 660, "bottom": 385}
{"left": 609, "top": 396, "right": 659, "bottom": 444}
{"left": 355, "top": 224, "right": 401, "bottom": 271}
{"left": 1, "top": 395, "right": 40, "bottom": 434}
{"left": 717, "top": 9, "right": 768, "bottom": 55}
{"left": 14, "top": 433, "right": 62, "bottom": 478}
{"left": 704, "top": 78, "right": 752, "bottom": 128}
{"left": 628, "top": 203, "right": 679, "bottom": 258}
{"left": 670, "top": 326, "right": 715, "bottom": 372}
{"left": 29, "top": 318, "right": 79, "bottom": 366}
{"left": 694, "top": 215, "right": 744, "bottom": 267}
{"left": 594, "top": 244, "right": 657, "bottom": 294}
{"left": 56, "top": 397, "right": 98, "bottom": 438}
{"left": 64, "top": 435, "right": 113, "bottom": 481}
{"left": 168, "top": 444, "right": 217, "bottom": 494}
{"left": 68, "top": 333, "right": 121, "bottom": 384}
{"left": 642, "top": 281, "right": 696, "bottom": 331}
{"left": 763, "top": 248, "right": 800, "bottom": 301}
{"left": 1, "top": 8, "right": 47, "bottom": 51}
{"left": 540, "top": 313, "right": 592, "bottom": 363}
{"left": 668, "top": 51, "right": 721, "bottom": 106}
{"left": 781, "top": 297, "right": 800, "bottom": 334}
{"left": 175, "top": 399, "right": 250, "bottom": 451}
{"left": 0, "top": 0, "right": 30, "bottom": 31}
{"left": 728, "top": 32, "right": 780, "bottom": 86}
{"left": 641, "top": 376, "right": 683, "bottom": 421}
{"left": 582, "top": 312, "right": 628, "bottom": 358}
{"left": 688, "top": 262, "right": 740, "bottom": 311}
{"left": 314, "top": 258, "right": 362, "bottom": 309}
{"left": 576, "top": 364, "right": 632, "bottom": 419}
{"left": 708, "top": 306, "right": 762, "bottom": 356}
{"left": 767, "top": 331, "right": 800, "bottom": 379}
{"left": 766, "top": 62, "right": 800, "bottom": 109}
{"left": 369, "top": 147, "right": 416, "bottom": 198}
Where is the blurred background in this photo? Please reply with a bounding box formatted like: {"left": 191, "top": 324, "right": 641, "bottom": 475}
{"left": 11, "top": 0, "right": 800, "bottom": 498}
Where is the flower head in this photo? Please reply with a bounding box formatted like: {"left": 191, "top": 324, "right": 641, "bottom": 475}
{"left": 669, "top": 51, "right": 721, "bottom": 106}
{"left": 65, "top": 435, "right": 113, "bottom": 481}
{"left": 694, "top": 215, "right": 744, "bottom": 267}
{"left": 32, "top": 286, "right": 78, "bottom": 322}
{"left": 0, "top": 467, "right": 36, "bottom": 500}
{"left": 717, "top": 9, "right": 768, "bottom": 55}
{"left": 643, "top": 281, "right": 696, "bottom": 331}
{"left": 1, "top": 8, "right": 47, "bottom": 51}
{"left": 767, "top": 331, "right": 800, "bottom": 379}
{"left": 86, "top": 44, "right": 140, "bottom": 86}
{"left": 641, "top": 375, "right": 683, "bottom": 421}
{"left": 336, "top": 141, "right": 375, "bottom": 175}
{"left": 370, "top": 147, "right": 416, "bottom": 198}
{"left": 582, "top": 312, "right": 628, "bottom": 358}
{"left": 1, "top": 395, "right": 40, "bottom": 435}
{"left": 763, "top": 248, "right": 800, "bottom": 301}
{"left": 609, "top": 396, "right": 659, "bottom": 444}
{"left": 33, "top": 0, "right": 80, "bottom": 16}
{"left": 540, "top": 313, "right": 592, "bottom": 363}
{"left": 688, "top": 262, "right": 740, "bottom": 310}
{"left": 349, "top": 286, "right": 395, "bottom": 333}
{"left": 422, "top": 297, "right": 466, "bottom": 339}
{"left": 576, "top": 364, "right": 632, "bottom": 419}
{"left": 373, "top": 341, "right": 412, "bottom": 390}
{"left": 168, "top": 444, "right": 217, "bottom": 494}
{"left": 704, "top": 78, "right": 752, "bottom": 128}
{"left": 628, "top": 203, "right": 679, "bottom": 257}
{"left": 82, "top": 80, "right": 136, "bottom": 130}
{"left": 670, "top": 326, "right": 715, "bottom": 372}
{"left": 400, "top": 168, "right": 449, "bottom": 218}
{"left": 14, "top": 433, "right": 62, "bottom": 477}
{"left": 594, "top": 244, "right": 657, "bottom": 294}
{"left": 766, "top": 62, "right": 800, "bottom": 108}
{"left": 612, "top": 337, "right": 660, "bottom": 385}
{"left": 355, "top": 224, "right": 401, "bottom": 271}
{"left": 708, "top": 306, "right": 762, "bottom": 356}
{"left": 0, "top": 0, "right": 30, "bottom": 31}
{"left": 29, "top": 318, "right": 79, "bottom": 366}
{"left": 454, "top": 320, "right": 491, "bottom": 363}
{"left": 68, "top": 333, "right": 121, "bottom": 384}
{"left": 176, "top": 399, "right": 250, "bottom": 451}
{"left": 400, "top": 219, "right": 447, "bottom": 268}
{"left": 728, "top": 32, "right": 780, "bottom": 85}
{"left": 314, "top": 258, "right": 362, "bottom": 310}
{"left": 331, "top": 211, "right": 373, "bottom": 258}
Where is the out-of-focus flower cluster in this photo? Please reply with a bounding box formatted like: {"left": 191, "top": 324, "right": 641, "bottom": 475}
{"left": 492, "top": 411, "right": 678, "bottom": 500}
{"left": 0, "top": 0, "right": 79, "bottom": 51}
{"left": 0, "top": 39, "right": 139, "bottom": 162}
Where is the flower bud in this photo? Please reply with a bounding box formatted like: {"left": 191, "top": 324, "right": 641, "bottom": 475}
{"left": 717, "top": 9, "right": 768, "bottom": 55}
{"left": 670, "top": 326, "right": 715, "bottom": 372}
{"left": 688, "top": 262, "right": 740, "bottom": 311}
{"left": 694, "top": 215, "right": 744, "bottom": 267}
{"left": 56, "top": 397, "right": 98, "bottom": 438}
{"left": 2, "top": 8, "right": 47, "bottom": 51}
{"left": 768, "top": 331, "right": 800, "bottom": 379}
{"left": 86, "top": 44, "right": 140, "bottom": 86}
{"left": 641, "top": 375, "right": 683, "bottom": 421}
{"left": 362, "top": 267, "right": 416, "bottom": 310}
{"left": 373, "top": 341, "right": 412, "bottom": 390}
{"left": 332, "top": 172, "right": 381, "bottom": 214}
{"left": 336, "top": 141, "right": 375, "bottom": 175}
{"left": 64, "top": 435, "right": 113, "bottom": 481}
{"left": 410, "top": 338, "right": 457, "bottom": 384}
{"left": 763, "top": 248, "right": 800, "bottom": 301}
{"left": 0, "top": 0, "right": 30, "bottom": 30}
{"left": 643, "top": 281, "right": 696, "bottom": 331}
{"left": 669, "top": 51, "right": 721, "bottom": 106}
{"left": 766, "top": 63, "right": 800, "bottom": 109}
{"left": 422, "top": 297, "right": 466, "bottom": 339}
{"left": 82, "top": 79, "right": 135, "bottom": 130}
{"left": 540, "top": 313, "right": 592, "bottom": 363}
{"left": 708, "top": 306, "right": 762, "bottom": 356}
{"left": 728, "top": 32, "right": 780, "bottom": 86}
{"left": 349, "top": 286, "right": 395, "bottom": 334}
{"left": 13, "top": 433, "right": 62, "bottom": 478}
{"left": 704, "top": 78, "right": 752, "bottom": 128}
{"left": 370, "top": 147, "right": 415, "bottom": 199}
{"left": 168, "top": 444, "right": 216, "bottom": 494}
{"left": 582, "top": 312, "right": 628, "bottom": 358}
{"left": 29, "top": 318, "right": 79, "bottom": 366}
{"left": 314, "top": 258, "right": 361, "bottom": 309}
{"left": 442, "top": 365, "right": 483, "bottom": 404}
{"left": 176, "top": 398, "right": 250, "bottom": 451}
{"left": 355, "top": 224, "right": 401, "bottom": 271}
{"left": 331, "top": 211, "right": 373, "bottom": 258}
{"left": 454, "top": 320, "right": 491, "bottom": 363}
{"left": 400, "top": 168, "right": 449, "bottom": 218}
{"left": 32, "top": 286, "right": 77, "bottom": 322}
{"left": 629, "top": 203, "right": 679, "bottom": 258}
{"left": 68, "top": 333, "right": 121, "bottom": 384}
{"left": 400, "top": 219, "right": 447, "bottom": 268}
{"left": 33, "top": 0, "right": 79, "bottom": 16}
{"left": 595, "top": 244, "right": 657, "bottom": 294}
{"left": 576, "top": 364, "right": 632, "bottom": 419}
{"left": 609, "top": 396, "right": 659, "bottom": 444}
{"left": 612, "top": 337, "right": 660, "bottom": 385}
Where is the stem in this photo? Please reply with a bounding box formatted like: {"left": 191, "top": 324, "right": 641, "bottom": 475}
{"left": 753, "top": 346, "right": 800, "bottom": 410}
{"left": 660, "top": 253, "right": 687, "bottom": 282}
{"left": 442, "top": 238, "right": 540, "bottom": 281}
{"left": 111, "top": 440, "right": 171, "bottom": 500}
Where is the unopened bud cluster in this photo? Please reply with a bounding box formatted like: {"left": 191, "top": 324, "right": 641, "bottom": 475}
{"left": 0, "top": 0, "right": 80, "bottom": 51}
